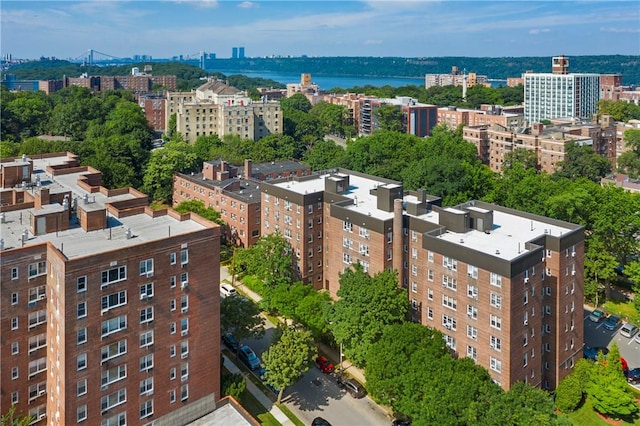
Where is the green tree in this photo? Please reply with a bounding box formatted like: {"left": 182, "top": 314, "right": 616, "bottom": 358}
{"left": 503, "top": 148, "right": 539, "bottom": 171}
{"left": 142, "top": 141, "right": 198, "bottom": 203}
{"left": 3, "top": 91, "right": 52, "bottom": 139}
{"left": 373, "top": 104, "right": 404, "bottom": 132}
{"left": 480, "top": 382, "right": 565, "bottom": 426}
{"left": 555, "top": 141, "right": 612, "bottom": 182}
{"left": 587, "top": 343, "right": 639, "bottom": 419}
{"left": 302, "top": 139, "right": 346, "bottom": 170}
{"left": 192, "top": 135, "right": 223, "bottom": 162}
{"left": 220, "top": 295, "right": 265, "bottom": 340}
{"left": 221, "top": 371, "right": 246, "bottom": 400}
{"left": 554, "top": 372, "right": 583, "bottom": 412}
{"left": 329, "top": 265, "right": 409, "bottom": 367}
{"left": 584, "top": 235, "right": 619, "bottom": 305}
{"left": 617, "top": 129, "right": 640, "bottom": 178}
{"left": 234, "top": 233, "right": 293, "bottom": 288}
{"left": 262, "top": 327, "right": 316, "bottom": 403}
{"left": 1, "top": 405, "right": 34, "bottom": 426}
{"left": 622, "top": 260, "right": 640, "bottom": 312}
{"left": 598, "top": 100, "right": 640, "bottom": 122}
{"left": 280, "top": 93, "right": 312, "bottom": 113}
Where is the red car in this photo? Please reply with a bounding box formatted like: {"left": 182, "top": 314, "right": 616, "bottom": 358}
{"left": 315, "top": 356, "right": 334, "bottom": 374}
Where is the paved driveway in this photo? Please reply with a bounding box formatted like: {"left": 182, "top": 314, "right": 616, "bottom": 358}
{"left": 583, "top": 308, "right": 640, "bottom": 377}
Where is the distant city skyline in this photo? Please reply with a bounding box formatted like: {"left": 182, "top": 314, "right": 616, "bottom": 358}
{"left": 1, "top": 1, "right": 639, "bottom": 60}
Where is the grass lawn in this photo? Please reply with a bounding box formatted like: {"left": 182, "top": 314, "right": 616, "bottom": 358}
{"left": 603, "top": 300, "right": 640, "bottom": 324}
{"left": 567, "top": 398, "right": 640, "bottom": 425}
{"left": 277, "top": 403, "right": 306, "bottom": 426}
{"left": 238, "top": 390, "right": 280, "bottom": 426}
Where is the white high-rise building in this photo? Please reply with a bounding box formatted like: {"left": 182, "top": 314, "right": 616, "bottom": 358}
{"left": 523, "top": 56, "right": 600, "bottom": 124}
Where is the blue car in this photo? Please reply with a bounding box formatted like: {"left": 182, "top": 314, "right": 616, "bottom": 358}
{"left": 583, "top": 346, "right": 609, "bottom": 360}
{"left": 238, "top": 345, "right": 261, "bottom": 370}
{"left": 603, "top": 315, "right": 621, "bottom": 331}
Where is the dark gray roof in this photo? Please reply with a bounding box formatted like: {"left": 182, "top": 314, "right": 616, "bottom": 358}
{"left": 178, "top": 173, "right": 261, "bottom": 203}
{"left": 197, "top": 79, "right": 241, "bottom": 95}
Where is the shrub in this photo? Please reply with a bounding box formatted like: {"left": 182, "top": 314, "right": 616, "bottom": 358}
{"left": 555, "top": 373, "right": 583, "bottom": 412}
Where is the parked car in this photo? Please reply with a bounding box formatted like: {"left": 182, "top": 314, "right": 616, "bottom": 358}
{"left": 222, "top": 333, "right": 239, "bottom": 352}
{"left": 626, "top": 368, "right": 640, "bottom": 384}
{"left": 238, "top": 345, "right": 261, "bottom": 370}
{"left": 583, "top": 346, "right": 609, "bottom": 360}
{"left": 588, "top": 309, "right": 606, "bottom": 322}
{"left": 312, "top": 417, "right": 332, "bottom": 426}
{"left": 603, "top": 315, "right": 621, "bottom": 331}
{"left": 337, "top": 376, "right": 366, "bottom": 398}
{"left": 315, "top": 355, "right": 335, "bottom": 374}
{"left": 620, "top": 323, "right": 639, "bottom": 338}
{"left": 220, "top": 283, "right": 237, "bottom": 297}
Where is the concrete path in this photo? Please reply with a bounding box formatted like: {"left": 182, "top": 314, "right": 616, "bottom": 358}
{"left": 223, "top": 355, "right": 294, "bottom": 426}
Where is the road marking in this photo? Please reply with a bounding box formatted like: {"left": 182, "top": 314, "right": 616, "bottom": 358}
{"left": 596, "top": 323, "right": 604, "bottom": 329}
{"left": 629, "top": 338, "right": 635, "bottom": 346}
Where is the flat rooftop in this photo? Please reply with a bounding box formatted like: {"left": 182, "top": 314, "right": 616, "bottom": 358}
{"left": 1, "top": 155, "right": 210, "bottom": 258}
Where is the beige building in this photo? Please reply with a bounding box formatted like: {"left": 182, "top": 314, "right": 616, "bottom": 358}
{"left": 167, "top": 79, "right": 282, "bottom": 143}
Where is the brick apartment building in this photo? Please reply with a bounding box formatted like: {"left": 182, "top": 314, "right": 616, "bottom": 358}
{"left": 172, "top": 159, "right": 311, "bottom": 248}
{"left": 260, "top": 168, "right": 584, "bottom": 390}
{"left": 1, "top": 153, "right": 222, "bottom": 425}
{"left": 358, "top": 97, "right": 438, "bottom": 137}
{"left": 139, "top": 94, "right": 167, "bottom": 133}
{"left": 437, "top": 105, "right": 525, "bottom": 131}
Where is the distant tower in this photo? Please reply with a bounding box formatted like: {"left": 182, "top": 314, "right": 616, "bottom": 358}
{"left": 232, "top": 47, "right": 238, "bottom": 59}
{"left": 462, "top": 69, "right": 468, "bottom": 102}
{"left": 239, "top": 47, "right": 245, "bottom": 59}
{"left": 552, "top": 55, "right": 569, "bottom": 75}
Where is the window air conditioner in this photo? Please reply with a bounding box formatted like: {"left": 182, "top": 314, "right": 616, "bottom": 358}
{"left": 524, "top": 277, "right": 530, "bottom": 284}
{"left": 181, "top": 281, "right": 188, "bottom": 289}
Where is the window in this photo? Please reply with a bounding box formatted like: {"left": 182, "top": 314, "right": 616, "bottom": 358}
{"left": 140, "top": 400, "right": 153, "bottom": 419}
{"left": 359, "top": 226, "right": 369, "bottom": 239}
{"left": 523, "top": 353, "right": 528, "bottom": 367}
{"left": 139, "top": 259, "right": 154, "bottom": 276}
{"left": 445, "top": 335, "right": 456, "bottom": 350}
{"left": 28, "top": 285, "right": 46, "bottom": 302}
{"left": 467, "top": 345, "right": 477, "bottom": 361}
{"left": 170, "top": 276, "right": 176, "bottom": 288}
{"left": 170, "top": 322, "right": 176, "bottom": 334}
{"left": 181, "top": 318, "right": 189, "bottom": 336}
{"left": 28, "top": 261, "right": 46, "bottom": 278}
{"left": 101, "top": 389, "right": 126, "bottom": 412}
{"left": 411, "top": 299, "right": 419, "bottom": 310}
{"left": 443, "top": 256, "right": 457, "bottom": 271}
{"left": 77, "top": 327, "right": 87, "bottom": 345}
{"left": 181, "top": 295, "right": 188, "bottom": 313}
{"left": 140, "top": 283, "right": 154, "bottom": 300}
{"left": 170, "top": 345, "right": 176, "bottom": 358}
{"left": 12, "top": 367, "right": 19, "bottom": 380}
{"left": 101, "top": 340, "right": 127, "bottom": 363}
{"left": 411, "top": 282, "right": 418, "bottom": 293}
{"left": 29, "top": 310, "right": 46, "bottom": 328}
{"left": 359, "top": 243, "right": 369, "bottom": 256}
{"left": 140, "top": 377, "right": 154, "bottom": 396}
{"left": 29, "top": 382, "right": 46, "bottom": 401}
{"left": 101, "top": 291, "right": 127, "bottom": 313}
{"left": 77, "top": 276, "right": 87, "bottom": 293}
{"left": 411, "top": 247, "right": 418, "bottom": 259}
{"left": 101, "top": 365, "right": 127, "bottom": 387}
{"left": 343, "top": 253, "right": 353, "bottom": 264}
{"left": 181, "top": 384, "right": 189, "bottom": 401}
{"left": 442, "top": 295, "right": 457, "bottom": 310}
{"left": 428, "top": 251, "right": 434, "bottom": 263}
{"left": 411, "top": 264, "right": 418, "bottom": 276}
{"left": 427, "top": 288, "right": 433, "bottom": 300}
{"left": 170, "top": 368, "right": 177, "bottom": 381}
{"left": 442, "top": 275, "right": 457, "bottom": 290}
{"left": 181, "top": 363, "right": 189, "bottom": 381}
{"left": 78, "top": 379, "right": 87, "bottom": 396}
{"left": 11, "top": 292, "right": 18, "bottom": 305}
{"left": 77, "top": 404, "right": 87, "bottom": 422}
{"left": 102, "top": 315, "right": 127, "bottom": 337}
{"left": 343, "top": 237, "right": 353, "bottom": 249}
{"left": 170, "top": 389, "right": 176, "bottom": 403}
{"left": 467, "top": 305, "right": 478, "bottom": 320}
{"left": 101, "top": 266, "right": 127, "bottom": 287}
{"left": 28, "top": 333, "right": 46, "bottom": 353}
{"left": 467, "top": 264, "right": 478, "bottom": 279}
{"left": 170, "top": 252, "right": 176, "bottom": 265}
{"left": 11, "top": 341, "right": 19, "bottom": 354}
{"left": 490, "top": 356, "right": 502, "bottom": 373}
{"left": 467, "top": 285, "right": 478, "bottom": 299}
{"left": 181, "top": 249, "right": 189, "bottom": 265}
{"left": 181, "top": 341, "right": 189, "bottom": 358}
{"left": 11, "top": 317, "right": 18, "bottom": 330}
{"left": 343, "top": 221, "right": 353, "bottom": 232}
{"left": 140, "top": 354, "right": 154, "bottom": 372}
{"left": 467, "top": 325, "right": 478, "bottom": 340}
{"left": 427, "top": 269, "right": 434, "bottom": 282}
{"left": 140, "top": 331, "right": 153, "bottom": 348}
{"left": 524, "top": 291, "right": 529, "bottom": 305}
{"left": 77, "top": 301, "right": 87, "bottom": 319}
{"left": 101, "top": 412, "right": 126, "bottom": 426}
{"left": 77, "top": 353, "right": 87, "bottom": 371}
{"left": 490, "top": 335, "right": 501, "bottom": 351}
{"left": 140, "top": 306, "right": 153, "bottom": 324}
{"left": 11, "top": 267, "right": 18, "bottom": 280}
{"left": 427, "top": 307, "right": 433, "bottom": 319}
{"left": 490, "top": 315, "right": 502, "bottom": 330}
{"left": 442, "top": 314, "right": 457, "bottom": 331}
{"left": 490, "top": 292, "right": 501, "bottom": 309}
{"left": 490, "top": 272, "right": 502, "bottom": 287}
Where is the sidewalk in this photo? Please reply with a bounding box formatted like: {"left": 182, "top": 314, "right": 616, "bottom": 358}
{"left": 223, "top": 355, "right": 294, "bottom": 426}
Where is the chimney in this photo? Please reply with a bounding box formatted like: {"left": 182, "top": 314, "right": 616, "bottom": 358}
{"left": 245, "top": 159, "right": 252, "bottom": 179}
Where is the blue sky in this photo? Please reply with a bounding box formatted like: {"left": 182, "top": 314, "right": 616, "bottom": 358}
{"left": 1, "top": 1, "right": 639, "bottom": 59}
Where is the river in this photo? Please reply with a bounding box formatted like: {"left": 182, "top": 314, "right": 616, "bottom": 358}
{"left": 206, "top": 68, "right": 506, "bottom": 89}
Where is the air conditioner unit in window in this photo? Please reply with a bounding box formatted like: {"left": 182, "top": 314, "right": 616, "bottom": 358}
{"left": 181, "top": 330, "right": 188, "bottom": 336}
{"left": 524, "top": 277, "right": 530, "bottom": 284}
{"left": 523, "top": 320, "right": 528, "bottom": 325}
{"left": 37, "top": 295, "right": 45, "bottom": 300}
{"left": 181, "top": 353, "right": 188, "bottom": 359}
{"left": 489, "top": 343, "right": 495, "bottom": 349}
{"left": 101, "top": 384, "right": 108, "bottom": 390}
{"left": 38, "top": 414, "right": 46, "bottom": 420}
{"left": 146, "top": 272, "right": 154, "bottom": 278}
{"left": 181, "top": 281, "right": 188, "bottom": 289}
{"left": 101, "top": 308, "right": 109, "bottom": 315}
{"left": 140, "top": 294, "right": 147, "bottom": 301}
{"left": 571, "top": 252, "right": 576, "bottom": 258}
{"left": 571, "top": 270, "right": 576, "bottom": 276}
{"left": 38, "top": 389, "right": 45, "bottom": 396}
{"left": 181, "top": 307, "right": 188, "bottom": 313}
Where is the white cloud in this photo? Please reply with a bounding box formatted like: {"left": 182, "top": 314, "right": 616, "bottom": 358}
{"left": 364, "top": 39, "right": 382, "bottom": 45}
{"left": 529, "top": 28, "right": 551, "bottom": 35}
{"left": 238, "top": 1, "right": 258, "bottom": 8}
{"left": 600, "top": 26, "right": 640, "bottom": 33}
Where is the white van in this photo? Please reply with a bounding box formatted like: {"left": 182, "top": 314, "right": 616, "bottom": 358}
{"left": 220, "top": 284, "right": 237, "bottom": 297}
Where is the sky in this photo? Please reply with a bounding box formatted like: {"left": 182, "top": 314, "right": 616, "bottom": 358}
{"left": 1, "top": 1, "right": 639, "bottom": 60}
